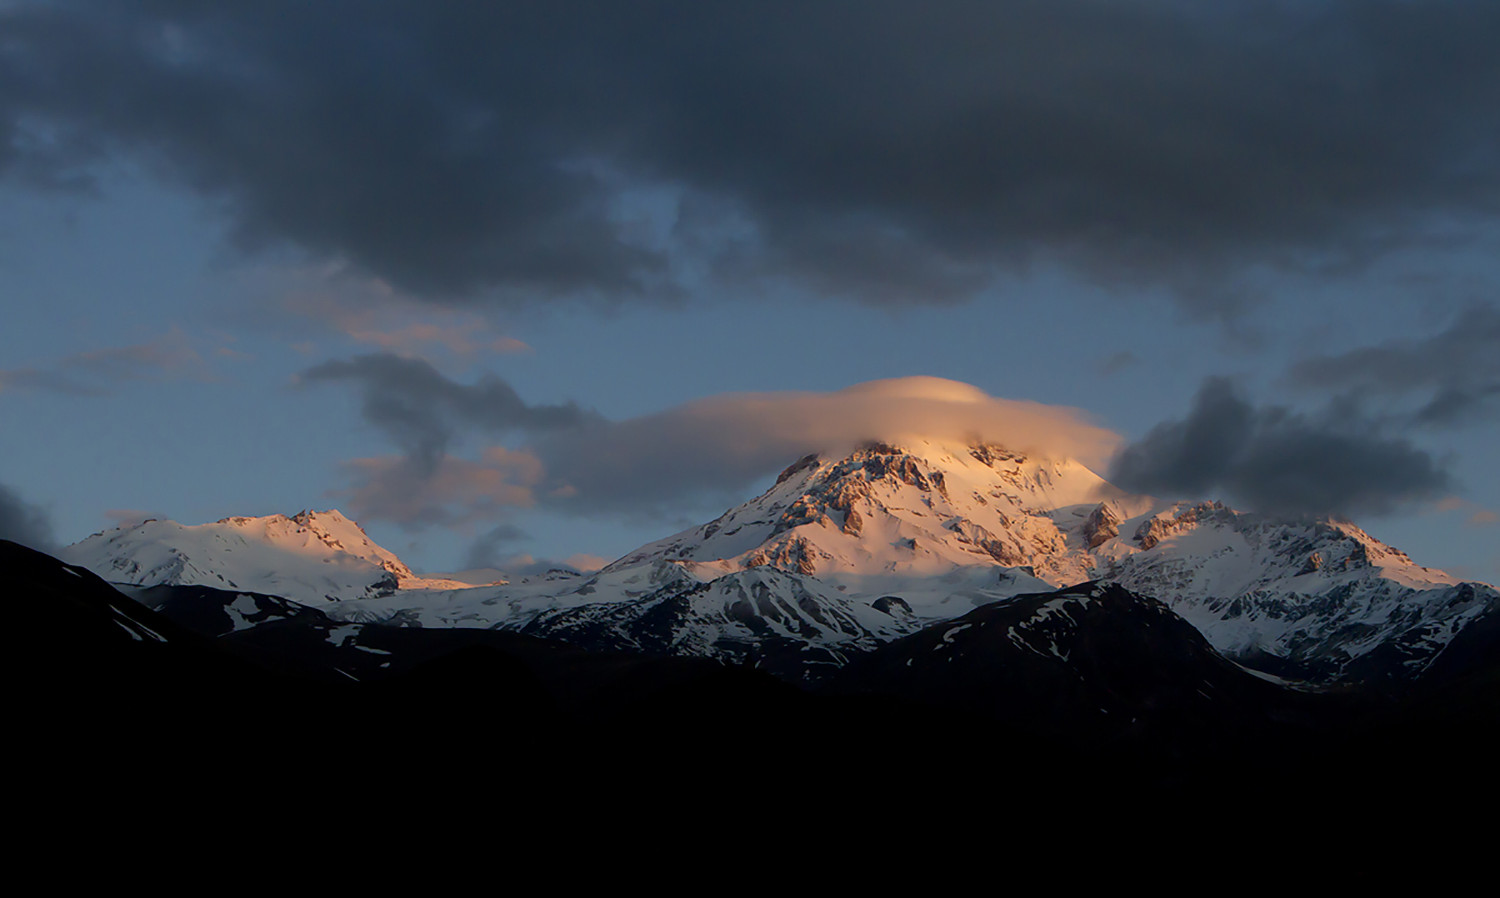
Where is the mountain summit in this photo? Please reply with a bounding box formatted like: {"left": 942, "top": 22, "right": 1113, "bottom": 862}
{"left": 59, "top": 509, "right": 469, "bottom": 605}
{"left": 612, "top": 439, "right": 1114, "bottom": 583}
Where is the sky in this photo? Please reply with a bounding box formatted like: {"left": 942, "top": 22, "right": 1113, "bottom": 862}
{"left": 1, "top": 1, "right": 1496, "bottom": 584}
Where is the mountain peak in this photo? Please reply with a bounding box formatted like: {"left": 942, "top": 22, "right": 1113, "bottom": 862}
{"left": 59, "top": 508, "right": 474, "bottom": 603}
{"left": 290, "top": 508, "right": 354, "bottom": 526}
{"left": 608, "top": 438, "right": 1110, "bottom": 587}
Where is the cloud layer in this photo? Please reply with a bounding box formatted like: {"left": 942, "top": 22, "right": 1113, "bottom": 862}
{"left": 302, "top": 360, "right": 1119, "bottom": 525}
{"left": 5, "top": 2, "right": 1499, "bottom": 312}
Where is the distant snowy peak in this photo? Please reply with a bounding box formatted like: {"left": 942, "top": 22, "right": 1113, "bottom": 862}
{"left": 1101, "top": 500, "right": 1460, "bottom": 592}
{"left": 59, "top": 509, "right": 469, "bottom": 605}
{"left": 1094, "top": 499, "right": 1491, "bottom": 681}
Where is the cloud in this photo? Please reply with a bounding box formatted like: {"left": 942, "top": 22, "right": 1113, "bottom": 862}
{"left": 1097, "top": 351, "right": 1139, "bottom": 377}
{"left": 314, "top": 359, "right": 1120, "bottom": 525}
{"left": 333, "top": 448, "right": 544, "bottom": 527}
{"left": 532, "top": 376, "right": 1120, "bottom": 515}
{"left": 1289, "top": 305, "right": 1500, "bottom": 426}
{"left": 0, "top": 329, "right": 214, "bottom": 396}
{"left": 298, "top": 354, "right": 595, "bottom": 475}
{"left": 463, "top": 522, "right": 531, "bottom": 571}
{"left": 1431, "top": 497, "right": 1499, "bottom": 529}
{"left": 490, "top": 553, "right": 609, "bottom": 579}
{"left": 0, "top": 367, "right": 100, "bottom": 396}
{"left": 287, "top": 286, "right": 532, "bottom": 358}
{"left": 5, "top": 3, "right": 1500, "bottom": 313}
{"left": 0, "top": 482, "right": 56, "bottom": 551}
{"left": 459, "top": 521, "right": 608, "bottom": 576}
{"left": 1109, "top": 377, "right": 1452, "bottom": 517}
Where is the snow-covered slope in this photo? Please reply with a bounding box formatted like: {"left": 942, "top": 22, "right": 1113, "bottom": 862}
{"left": 60, "top": 510, "right": 470, "bottom": 605}
{"left": 1095, "top": 501, "right": 1494, "bottom": 682}
{"left": 612, "top": 440, "right": 1113, "bottom": 586}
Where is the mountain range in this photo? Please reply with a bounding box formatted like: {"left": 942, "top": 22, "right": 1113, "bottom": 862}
{"left": 59, "top": 437, "right": 1498, "bottom": 687}
{"left": 13, "top": 438, "right": 1499, "bottom": 826}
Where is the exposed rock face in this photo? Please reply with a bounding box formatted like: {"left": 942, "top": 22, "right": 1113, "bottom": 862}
{"left": 745, "top": 536, "right": 820, "bottom": 576}
{"left": 1135, "top": 502, "right": 1234, "bottom": 550}
{"left": 775, "top": 453, "right": 820, "bottom": 485}
{"left": 1083, "top": 502, "right": 1120, "bottom": 550}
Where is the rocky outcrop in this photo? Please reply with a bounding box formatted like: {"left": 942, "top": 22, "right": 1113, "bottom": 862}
{"left": 745, "top": 536, "right": 820, "bottom": 576}
{"left": 1135, "top": 502, "right": 1235, "bottom": 550}
{"left": 1082, "top": 502, "right": 1120, "bottom": 550}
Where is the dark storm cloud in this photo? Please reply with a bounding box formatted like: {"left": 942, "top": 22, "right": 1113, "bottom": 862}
{"left": 298, "top": 354, "right": 595, "bottom": 474}
{"left": 1289, "top": 305, "right": 1500, "bottom": 426}
{"left": 1110, "top": 377, "right": 1452, "bottom": 517}
{"left": 0, "top": 482, "right": 56, "bottom": 552}
{"left": 4, "top": 2, "right": 1500, "bottom": 311}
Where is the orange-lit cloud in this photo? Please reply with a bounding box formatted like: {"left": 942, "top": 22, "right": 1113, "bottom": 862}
{"left": 318, "top": 370, "right": 1120, "bottom": 524}
{"left": 288, "top": 288, "right": 530, "bottom": 359}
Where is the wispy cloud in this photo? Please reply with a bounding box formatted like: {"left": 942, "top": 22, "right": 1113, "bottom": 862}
{"left": 286, "top": 285, "right": 532, "bottom": 360}
{"left": 1289, "top": 304, "right": 1500, "bottom": 428}
{"left": 297, "top": 353, "right": 593, "bottom": 477}
{"left": 1431, "top": 496, "right": 1499, "bottom": 528}
{"left": 0, "top": 328, "right": 214, "bottom": 397}
{"left": 332, "top": 448, "right": 544, "bottom": 527}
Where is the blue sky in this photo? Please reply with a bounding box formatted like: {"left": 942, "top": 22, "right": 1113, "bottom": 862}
{"left": 1, "top": 2, "right": 1496, "bottom": 583}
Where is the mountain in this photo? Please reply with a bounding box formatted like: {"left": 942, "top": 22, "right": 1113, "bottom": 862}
{"left": 829, "top": 580, "right": 1312, "bottom": 753}
{"left": 59, "top": 509, "right": 470, "bottom": 605}
{"left": 56, "top": 440, "right": 1499, "bottom": 685}
{"left": 1097, "top": 502, "right": 1494, "bottom": 683}
{"left": 601, "top": 439, "right": 1498, "bottom": 682}
{"left": 15, "top": 535, "right": 1493, "bottom": 838}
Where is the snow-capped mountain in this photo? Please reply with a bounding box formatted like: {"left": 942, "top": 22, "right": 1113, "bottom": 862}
{"left": 56, "top": 441, "right": 1499, "bottom": 684}
{"left": 1096, "top": 501, "right": 1492, "bottom": 682}
{"left": 59, "top": 509, "right": 471, "bottom": 606}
